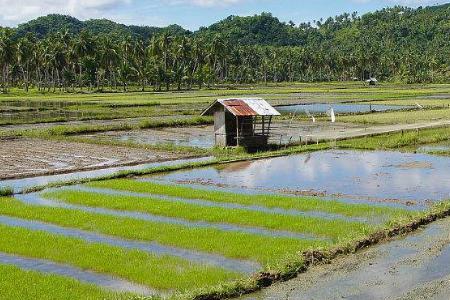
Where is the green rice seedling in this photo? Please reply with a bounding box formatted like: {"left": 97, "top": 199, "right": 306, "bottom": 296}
{"left": 43, "top": 190, "right": 373, "bottom": 240}
{"left": 0, "top": 223, "right": 240, "bottom": 292}
{"left": 338, "top": 126, "right": 450, "bottom": 150}
{"left": 0, "top": 197, "right": 329, "bottom": 265}
{"left": 0, "top": 264, "right": 130, "bottom": 300}
{"left": 88, "top": 179, "right": 408, "bottom": 219}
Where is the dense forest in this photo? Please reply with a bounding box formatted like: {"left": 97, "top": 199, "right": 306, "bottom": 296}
{"left": 0, "top": 4, "right": 449, "bottom": 93}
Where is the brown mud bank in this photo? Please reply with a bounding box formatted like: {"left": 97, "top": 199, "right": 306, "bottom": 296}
{"left": 189, "top": 205, "right": 450, "bottom": 300}
{"left": 235, "top": 207, "right": 450, "bottom": 300}
{"left": 0, "top": 138, "right": 198, "bottom": 180}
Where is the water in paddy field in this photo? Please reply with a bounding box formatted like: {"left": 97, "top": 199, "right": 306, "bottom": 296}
{"left": 276, "top": 103, "right": 414, "bottom": 114}
{"left": 0, "top": 100, "right": 79, "bottom": 121}
{"left": 416, "top": 140, "right": 450, "bottom": 153}
{"left": 83, "top": 127, "right": 215, "bottom": 149}
{"left": 151, "top": 150, "right": 450, "bottom": 208}
{"left": 0, "top": 157, "right": 214, "bottom": 193}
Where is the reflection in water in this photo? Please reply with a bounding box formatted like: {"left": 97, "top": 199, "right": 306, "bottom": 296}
{"left": 155, "top": 150, "right": 450, "bottom": 207}
{"left": 0, "top": 252, "right": 154, "bottom": 295}
{"left": 0, "top": 157, "right": 214, "bottom": 193}
{"left": 0, "top": 215, "right": 258, "bottom": 274}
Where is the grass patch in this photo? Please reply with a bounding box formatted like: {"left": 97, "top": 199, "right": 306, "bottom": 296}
{"left": 0, "top": 197, "right": 327, "bottom": 265}
{"left": 89, "top": 180, "right": 408, "bottom": 219}
{"left": 0, "top": 222, "right": 239, "bottom": 292}
{"left": 338, "top": 126, "right": 450, "bottom": 150}
{"left": 0, "top": 187, "right": 14, "bottom": 197}
{"left": 1, "top": 116, "right": 212, "bottom": 139}
{"left": 0, "top": 264, "right": 130, "bottom": 300}
{"left": 338, "top": 108, "right": 450, "bottom": 124}
{"left": 42, "top": 190, "right": 373, "bottom": 241}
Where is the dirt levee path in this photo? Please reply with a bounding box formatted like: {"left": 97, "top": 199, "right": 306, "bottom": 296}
{"left": 242, "top": 217, "right": 450, "bottom": 300}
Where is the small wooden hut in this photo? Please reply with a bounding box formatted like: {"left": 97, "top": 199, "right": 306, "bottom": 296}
{"left": 201, "top": 98, "right": 280, "bottom": 148}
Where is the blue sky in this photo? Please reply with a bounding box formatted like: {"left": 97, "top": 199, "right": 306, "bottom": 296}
{"left": 0, "top": 0, "right": 448, "bottom": 29}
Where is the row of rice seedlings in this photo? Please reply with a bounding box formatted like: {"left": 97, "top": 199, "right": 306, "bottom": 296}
{"left": 338, "top": 126, "right": 450, "bottom": 150}
{"left": 0, "top": 223, "right": 239, "bottom": 292}
{"left": 0, "top": 197, "right": 328, "bottom": 265}
{"left": 0, "top": 264, "right": 129, "bottom": 300}
{"left": 88, "top": 179, "right": 408, "bottom": 218}
{"left": 337, "top": 108, "right": 450, "bottom": 125}
{"left": 42, "top": 190, "right": 373, "bottom": 241}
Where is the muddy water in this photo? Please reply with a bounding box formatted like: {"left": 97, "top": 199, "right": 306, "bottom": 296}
{"left": 152, "top": 150, "right": 450, "bottom": 208}
{"left": 0, "top": 215, "right": 258, "bottom": 274}
{"left": 82, "top": 126, "right": 215, "bottom": 149}
{"left": 276, "top": 103, "right": 414, "bottom": 114}
{"left": 0, "top": 252, "right": 154, "bottom": 295}
{"left": 242, "top": 217, "right": 450, "bottom": 300}
{"left": 0, "top": 157, "right": 213, "bottom": 193}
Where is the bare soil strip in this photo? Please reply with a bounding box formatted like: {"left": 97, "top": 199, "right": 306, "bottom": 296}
{"left": 0, "top": 138, "right": 195, "bottom": 180}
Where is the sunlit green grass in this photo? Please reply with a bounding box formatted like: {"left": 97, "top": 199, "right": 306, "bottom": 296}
{"left": 42, "top": 190, "right": 373, "bottom": 240}
{"left": 0, "top": 223, "right": 239, "bottom": 292}
{"left": 358, "top": 98, "right": 450, "bottom": 107}
{"left": 338, "top": 108, "right": 450, "bottom": 124}
{"left": 0, "top": 197, "right": 328, "bottom": 265}
{"left": 0, "top": 264, "right": 130, "bottom": 300}
{"left": 2, "top": 83, "right": 449, "bottom": 105}
{"left": 338, "top": 126, "right": 450, "bottom": 150}
{"left": 88, "top": 179, "right": 407, "bottom": 218}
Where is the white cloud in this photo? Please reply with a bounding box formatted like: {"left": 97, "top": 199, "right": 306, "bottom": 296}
{"left": 167, "top": 0, "right": 245, "bottom": 7}
{"left": 0, "top": 0, "right": 130, "bottom": 25}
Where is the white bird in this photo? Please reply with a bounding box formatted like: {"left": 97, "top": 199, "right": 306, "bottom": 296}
{"left": 327, "top": 106, "right": 336, "bottom": 123}
{"left": 415, "top": 102, "right": 424, "bottom": 109}
{"left": 305, "top": 109, "right": 316, "bottom": 123}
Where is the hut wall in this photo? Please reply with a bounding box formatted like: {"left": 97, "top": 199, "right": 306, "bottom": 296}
{"left": 214, "top": 108, "right": 227, "bottom": 147}
{"left": 225, "top": 112, "right": 237, "bottom": 146}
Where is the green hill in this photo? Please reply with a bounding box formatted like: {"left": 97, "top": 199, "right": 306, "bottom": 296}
{"left": 14, "top": 14, "right": 190, "bottom": 39}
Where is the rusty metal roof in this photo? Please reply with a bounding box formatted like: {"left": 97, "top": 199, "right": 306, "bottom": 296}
{"left": 201, "top": 98, "right": 281, "bottom": 117}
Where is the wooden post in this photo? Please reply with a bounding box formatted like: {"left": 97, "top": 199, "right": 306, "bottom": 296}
{"left": 236, "top": 117, "right": 240, "bottom": 147}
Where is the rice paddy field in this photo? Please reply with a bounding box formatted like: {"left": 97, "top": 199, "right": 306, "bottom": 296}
{"left": 1, "top": 82, "right": 450, "bottom": 299}
{"left": 0, "top": 177, "right": 424, "bottom": 299}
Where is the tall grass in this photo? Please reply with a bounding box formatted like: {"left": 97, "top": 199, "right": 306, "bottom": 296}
{"left": 0, "top": 187, "right": 14, "bottom": 197}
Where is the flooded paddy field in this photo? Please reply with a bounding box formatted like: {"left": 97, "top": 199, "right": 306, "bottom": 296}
{"left": 81, "top": 125, "right": 215, "bottom": 149}
{"left": 76, "top": 120, "right": 450, "bottom": 150}
{"left": 0, "top": 138, "right": 201, "bottom": 180}
{"left": 0, "top": 173, "right": 417, "bottom": 298}
{"left": 150, "top": 150, "right": 450, "bottom": 209}
{"left": 276, "top": 103, "right": 415, "bottom": 115}
{"left": 243, "top": 216, "right": 450, "bottom": 300}
{"left": 416, "top": 140, "right": 450, "bottom": 155}
{"left": 1, "top": 84, "right": 449, "bottom": 299}
{"left": 0, "top": 99, "right": 202, "bottom": 126}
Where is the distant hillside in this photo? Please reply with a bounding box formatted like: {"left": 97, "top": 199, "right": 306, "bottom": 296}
{"left": 196, "top": 12, "right": 307, "bottom": 46}
{"left": 197, "top": 4, "right": 450, "bottom": 47}
{"left": 14, "top": 14, "right": 190, "bottom": 39}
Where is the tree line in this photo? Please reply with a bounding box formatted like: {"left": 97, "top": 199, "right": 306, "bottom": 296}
{"left": 0, "top": 5, "right": 449, "bottom": 93}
